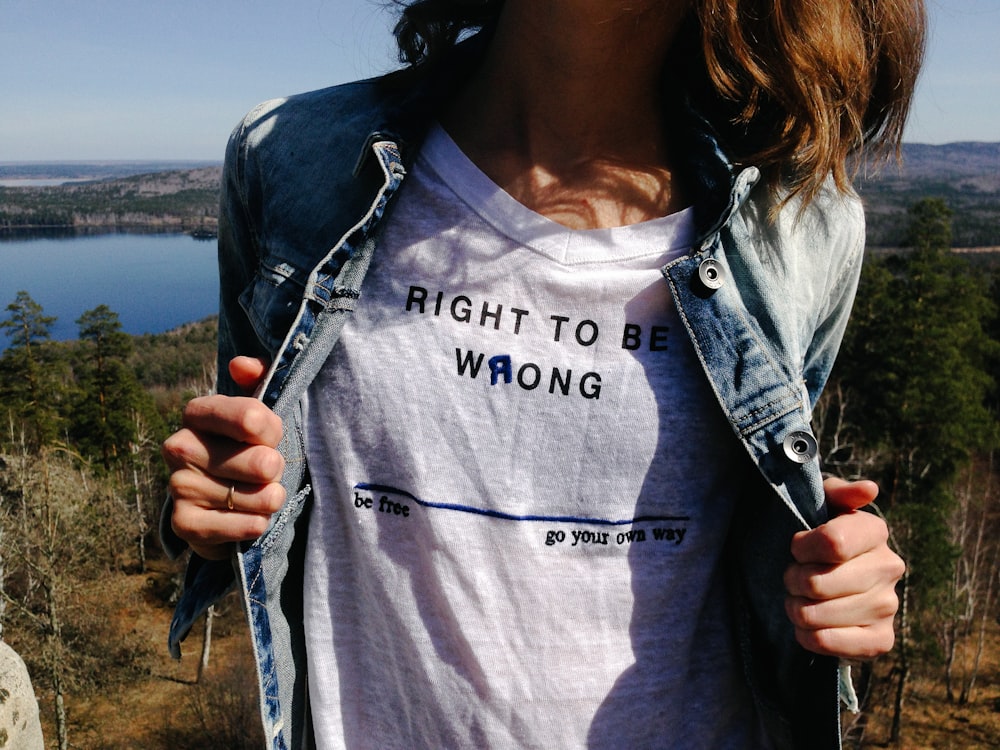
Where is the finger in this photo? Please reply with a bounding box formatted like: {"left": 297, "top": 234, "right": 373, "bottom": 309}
{"left": 222, "top": 481, "right": 286, "bottom": 515}
{"left": 823, "top": 476, "right": 879, "bottom": 516}
{"left": 171, "top": 496, "right": 275, "bottom": 554}
{"left": 785, "top": 585, "right": 900, "bottom": 631}
{"left": 790, "top": 508, "right": 889, "bottom": 564}
{"left": 785, "top": 547, "right": 906, "bottom": 600}
{"left": 181, "top": 396, "right": 283, "bottom": 447}
{"left": 169, "top": 471, "right": 284, "bottom": 557}
{"left": 162, "top": 429, "right": 284, "bottom": 484}
{"left": 792, "top": 622, "right": 896, "bottom": 659}
{"left": 788, "top": 585, "right": 899, "bottom": 659}
{"left": 229, "top": 356, "right": 269, "bottom": 394}
{"left": 169, "top": 469, "right": 286, "bottom": 516}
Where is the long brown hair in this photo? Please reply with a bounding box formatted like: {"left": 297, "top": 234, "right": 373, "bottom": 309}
{"left": 393, "top": 0, "right": 926, "bottom": 206}
{"left": 698, "top": 0, "right": 925, "bottom": 203}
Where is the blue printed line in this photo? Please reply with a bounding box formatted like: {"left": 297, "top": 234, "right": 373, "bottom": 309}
{"left": 354, "top": 483, "right": 691, "bottom": 526}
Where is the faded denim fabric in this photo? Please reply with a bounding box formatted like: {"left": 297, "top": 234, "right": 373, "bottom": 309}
{"left": 161, "top": 41, "right": 864, "bottom": 750}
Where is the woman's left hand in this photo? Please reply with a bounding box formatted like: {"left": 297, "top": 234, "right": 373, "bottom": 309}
{"left": 784, "top": 477, "right": 905, "bottom": 658}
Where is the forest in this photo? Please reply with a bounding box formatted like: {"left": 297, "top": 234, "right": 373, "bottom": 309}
{"left": 0, "top": 196, "right": 999, "bottom": 748}
{"left": 0, "top": 167, "right": 221, "bottom": 235}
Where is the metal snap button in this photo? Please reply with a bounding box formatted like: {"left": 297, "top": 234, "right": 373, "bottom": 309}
{"left": 782, "top": 431, "right": 818, "bottom": 464}
{"left": 698, "top": 258, "right": 725, "bottom": 290}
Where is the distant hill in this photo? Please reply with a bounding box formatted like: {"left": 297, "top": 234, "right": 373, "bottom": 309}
{"left": 0, "top": 161, "right": 220, "bottom": 182}
{"left": 2, "top": 147, "right": 998, "bottom": 247}
{"left": 887, "top": 142, "right": 1000, "bottom": 186}
{"left": 855, "top": 142, "right": 1000, "bottom": 248}
{"left": 0, "top": 166, "right": 222, "bottom": 234}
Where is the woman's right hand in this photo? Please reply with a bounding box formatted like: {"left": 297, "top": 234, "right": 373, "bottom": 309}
{"left": 162, "top": 356, "right": 285, "bottom": 560}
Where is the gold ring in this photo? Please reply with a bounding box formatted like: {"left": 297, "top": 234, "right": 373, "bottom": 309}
{"left": 226, "top": 485, "right": 236, "bottom": 511}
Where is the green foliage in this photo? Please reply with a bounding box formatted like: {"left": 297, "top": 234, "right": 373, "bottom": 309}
{"left": 986, "top": 274, "right": 1000, "bottom": 416}
{"left": 841, "top": 199, "right": 996, "bottom": 484}
{"left": 904, "top": 198, "right": 953, "bottom": 253}
{"left": 830, "top": 197, "right": 998, "bottom": 624}
{"left": 0, "top": 289, "right": 55, "bottom": 347}
{"left": 129, "top": 317, "right": 218, "bottom": 390}
{"left": 77, "top": 304, "right": 132, "bottom": 358}
{"left": 0, "top": 295, "right": 212, "bottom": 461}
{"left": 127, "top": 317, "right": 218, "bottom": 432}
{"left": 0, "top": 291, "right": 67, "bottom": 447}
{"left": 70, "top": 305, "right": 164, "bottom": 469}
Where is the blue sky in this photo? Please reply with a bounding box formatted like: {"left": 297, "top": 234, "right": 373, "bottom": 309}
{"left": 1, "top": 0, "right": 996, "bottom": 161}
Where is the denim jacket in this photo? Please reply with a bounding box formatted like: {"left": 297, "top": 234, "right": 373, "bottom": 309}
{"left": 163, "top": 43, "right": 864, "bottom": 750}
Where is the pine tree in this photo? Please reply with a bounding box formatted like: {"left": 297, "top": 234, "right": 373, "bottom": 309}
{"left": 829, "top": 197, "right": 998, "bottom": 744}
{"left": 71, "top": 305, "right": 141, "bottom": 468}
{"left": 0, "top": 291, "right": 62, "bottom": 448}
{"left": 70, "top": 305, "right": 166, "bottom": 572}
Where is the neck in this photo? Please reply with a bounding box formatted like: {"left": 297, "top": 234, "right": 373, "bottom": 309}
{"left": 443, "top": 1, "right": 691, "bottom": 229}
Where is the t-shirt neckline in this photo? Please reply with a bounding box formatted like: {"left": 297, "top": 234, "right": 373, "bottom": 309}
{"left": 417, "top": 123, "right": 696, "bottom": 267}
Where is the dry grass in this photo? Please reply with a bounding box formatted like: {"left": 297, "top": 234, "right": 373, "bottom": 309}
{"left": 856, "top": 619, "right": 1000, "bottom": 749}
{"left": 27, "top": 562, "right": 1000, "bottom": 749}
{"left": 33, "top": 561, "right": 261, "bottom": 750}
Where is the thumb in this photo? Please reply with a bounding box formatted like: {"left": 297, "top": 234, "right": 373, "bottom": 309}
{"left": 228, "top": 356, "right": 270, "bottom": 395}
{"left": 823, "top": 476, "right": 879, "bottom": 517}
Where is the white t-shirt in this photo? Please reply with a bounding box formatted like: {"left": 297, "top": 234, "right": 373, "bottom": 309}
{"left": 303, "top": 124, "right": 764, "bottom": 748}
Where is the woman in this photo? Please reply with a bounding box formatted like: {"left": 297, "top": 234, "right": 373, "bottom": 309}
{"left": 162, "top": 1, "right": 922, "bottom": 747}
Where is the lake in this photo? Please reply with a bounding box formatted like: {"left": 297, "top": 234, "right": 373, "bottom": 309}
{"left": 0, "top": 232, "right": 219, "bottom": 349}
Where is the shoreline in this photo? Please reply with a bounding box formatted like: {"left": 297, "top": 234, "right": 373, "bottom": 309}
{"left": 0, "top": 224, "right": 217, "bottom": 240}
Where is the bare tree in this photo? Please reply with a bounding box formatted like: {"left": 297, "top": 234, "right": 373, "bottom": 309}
{"left": 0, "top": 438, "right": 130, "bottom": 750}
{"left": 941, "top": 454, "right": 1000, "bottom": 704}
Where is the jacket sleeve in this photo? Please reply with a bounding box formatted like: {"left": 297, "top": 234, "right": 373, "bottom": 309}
{"left": 215, "top": 108, "right": 273, "bottom": 396}
{"left": 801, "top": 194, "right": 866, "bottom": 409}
